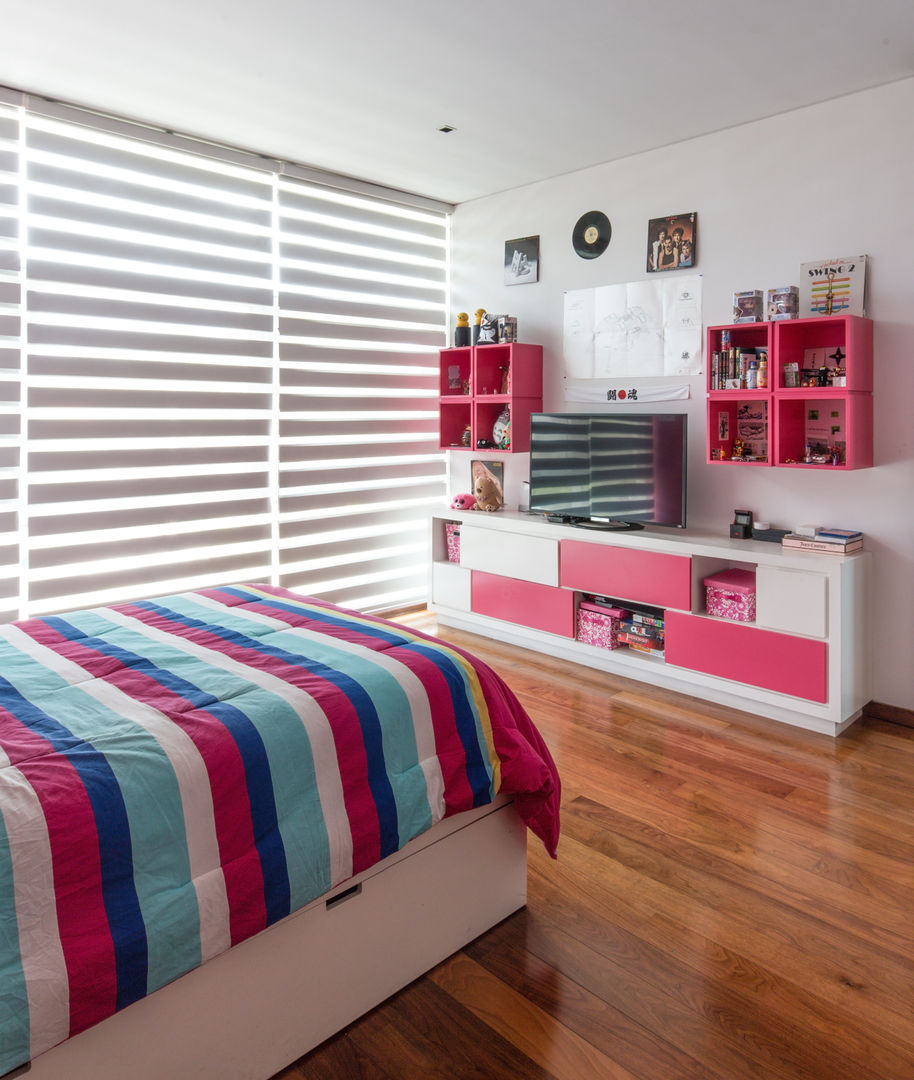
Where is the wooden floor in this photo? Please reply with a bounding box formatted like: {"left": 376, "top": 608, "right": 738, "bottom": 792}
{"left": 277, "top": 613, "right": 914, "bottom": 1080}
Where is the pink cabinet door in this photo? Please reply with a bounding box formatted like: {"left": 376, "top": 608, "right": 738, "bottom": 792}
{"left": 471, "top": 571, "right": 575, "bottom": 637}
{"left": 559, "top": 540, "right": 691, "bottom": 610}
{"left": 664, "top": 611, "right": 827, "bottom": 702}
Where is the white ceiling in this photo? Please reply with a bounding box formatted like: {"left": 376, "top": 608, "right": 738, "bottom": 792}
{"left": 3, "top": 0, "right": 914, "bottom": 205}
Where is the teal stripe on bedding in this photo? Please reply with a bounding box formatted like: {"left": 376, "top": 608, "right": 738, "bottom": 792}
{"left": 162, "top": 594, "right": 435, "bottom": 845}
{"left": 0, "top": 796, "right": 30, "bottom": 1075}
{"left": 0, "top": 639, "right": 202, "bottom": 994}
{"left": 64, "top": 607, "right": 333, "bottom": 911}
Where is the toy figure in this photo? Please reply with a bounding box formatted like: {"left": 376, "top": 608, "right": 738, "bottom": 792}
{"left": 454, "top": 312, "right": 469, "bottom": 347}
{"left": 472, "top": 308, "right": 486, "bottom": 344}
{"left": 450, "top": 492, "right": 476, "bottom": 510}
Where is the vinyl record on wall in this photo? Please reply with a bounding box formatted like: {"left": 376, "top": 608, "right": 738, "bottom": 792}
{"left": 572, "top": 211, "right": 611, "bottom": 259}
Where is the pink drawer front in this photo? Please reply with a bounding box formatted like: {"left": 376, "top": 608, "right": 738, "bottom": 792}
{"left": 664, "top": 610, "right": 827, "bottom": 702}
{"left": 471, "top": 571, "right": 575, "bottom": 637}
{"left": 559, "top": 540, "right": 691, "bottom": 610}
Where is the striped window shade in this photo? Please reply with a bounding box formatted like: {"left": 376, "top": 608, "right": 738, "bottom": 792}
{"left": 0, "top": 97, "right": 20, "bottom": 623}
{"left": 2, "top": 91, "right": 449, "bottom": 620}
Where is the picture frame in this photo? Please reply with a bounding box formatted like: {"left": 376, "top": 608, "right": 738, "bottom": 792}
{"left": 646, "top": 212, "right": 697, "bottom": 273}
{"left": 504, "top": 236, "right": 539, "bottom": 285}
{"left": 471, "top": 459, "right": 504, "bottom": 511}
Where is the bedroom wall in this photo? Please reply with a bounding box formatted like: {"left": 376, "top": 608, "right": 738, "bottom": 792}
{"left": 449, "top": 77, "right": 914, "bottom": 714}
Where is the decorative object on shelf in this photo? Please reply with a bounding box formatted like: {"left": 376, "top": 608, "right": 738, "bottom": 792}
{"left": 504, "top": 236, "right": 539, "bottom": 284}
{"left": 572, "top": 210, "right": 611, "bottom": 260}
{"left": 454, "top": 311, "right": 470, "bottom": 347}
{"left": 472, "top": 308, "right": 486, "bottom": 344}
{"left": 800, "top": 255, "right": 867, "bottom": 317}
{"left": 767, "top": 285, "right": 799, "bottom": 320}
{"left": 460, "top": 424, "right": 472, "bottom": 447}
{"left": 733, "top": 290, "right": 764, "bottom": 323}
{"left": 492, "top": 405, "right": 510, "bottom": 450}
{"left": 478, "top": 312, "right": 499, "bottom": 344}
{"left": 449, "top": 492, "right": 476, "bottom": 510}
{"left": 646, "top": 211, "right": 697, "bottom": 272}
{"left": 497, "top": 316, "right": 517, "bottom": 344}
{"left": 471, "top": 460, "right": 504, "bottom": 512}
{"left": 729, "top": 508, "right": 754, "bottom": 540}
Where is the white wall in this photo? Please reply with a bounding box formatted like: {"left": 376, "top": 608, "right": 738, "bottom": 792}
{"left": 450, "top": 78, "right": 914, "bottom": 713}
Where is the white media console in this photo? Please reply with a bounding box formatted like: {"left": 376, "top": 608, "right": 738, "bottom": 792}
{"left": 430, "top": 510, "right": 870, "bottom": 736}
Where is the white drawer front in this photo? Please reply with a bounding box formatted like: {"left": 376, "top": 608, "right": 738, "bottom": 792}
{"left": 756, "top": 565, "right": 828, "bottom": 638}
{"left": 459, "top": 525, "right": 558, "bottom": 586}
{"left": 432, "top": 562, "right": 471, "bottom": 610}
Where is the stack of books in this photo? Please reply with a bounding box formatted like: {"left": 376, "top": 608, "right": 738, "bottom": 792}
{"left": 619, "top": 612, "right": 665, "bottom": 655}
{"left": 782, "top": 528, "right": 863, "bottom": 554}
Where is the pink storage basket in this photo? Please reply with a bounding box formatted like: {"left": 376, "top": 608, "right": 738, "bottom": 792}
{"left": 704, "top": 568, "right": 756, "bottom": 622}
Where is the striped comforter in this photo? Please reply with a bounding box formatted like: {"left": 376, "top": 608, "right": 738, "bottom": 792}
{"left": 0, "top": 584, "right": 560, "bottom": 1075}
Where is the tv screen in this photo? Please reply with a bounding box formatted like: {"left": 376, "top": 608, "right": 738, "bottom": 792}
{"left": 528, "top": 412, "right": 687, "bottom": 530}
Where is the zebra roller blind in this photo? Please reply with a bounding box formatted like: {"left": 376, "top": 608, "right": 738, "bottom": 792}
{"left": 0, "top": 91, "right": 449, "bottom": 620}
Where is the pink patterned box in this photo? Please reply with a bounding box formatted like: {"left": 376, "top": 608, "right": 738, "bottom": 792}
{"left": 445, "top": 523, "right": 460, "bottom": 563}
{"left": 576, "top": 602, "right": 630, "bottom": 649}
{"left": 704, "top": 568, "right": 756, "bottom": 622}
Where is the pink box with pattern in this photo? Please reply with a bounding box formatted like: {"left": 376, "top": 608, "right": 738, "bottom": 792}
{"left": 704, "top": 568, "right": 756, "bottom": 622}
{"left": 576, "top": 602, "right": 631, "bottom": 649}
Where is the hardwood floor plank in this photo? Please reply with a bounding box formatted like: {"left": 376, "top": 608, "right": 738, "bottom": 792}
{"left": 429, "top": 952, "right": 640, "bottom": 1080}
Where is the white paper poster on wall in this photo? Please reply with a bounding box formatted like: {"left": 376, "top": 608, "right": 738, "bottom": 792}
{"left": 563, "top": 275, "right": 702, "bottom": 379}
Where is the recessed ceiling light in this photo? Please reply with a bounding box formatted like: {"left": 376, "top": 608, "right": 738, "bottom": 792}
{"left": 438, "top": 125, "right": 457, "bottom": 134}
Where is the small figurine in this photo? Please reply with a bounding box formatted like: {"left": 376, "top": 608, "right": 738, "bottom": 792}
{"left": 732, "top": 438, "right": 746, "bottom": 459}
{"left": 478, "top": 312, "right": 499, "bottom": 344}
{"left": 460, "top": 424, "right": 471, "bottom": 447}
{"left": 454, "top": 312, "right": 469, "bottom": 347}
{"left": 450, "top": 492, "right": 476, "bottom": 510}
{"left": 472, "top": 308, "right": 486, "bottom": 345}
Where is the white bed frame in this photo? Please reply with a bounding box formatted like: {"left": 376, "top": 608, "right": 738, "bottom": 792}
{"left": 18, "top": 797, "right": 526, "bottom": 1080}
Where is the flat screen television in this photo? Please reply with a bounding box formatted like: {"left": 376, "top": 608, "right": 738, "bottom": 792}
{"left": 528, "top": 412, "right": 687, "bottom": 530}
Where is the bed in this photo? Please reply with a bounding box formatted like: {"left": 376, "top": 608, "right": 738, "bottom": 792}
{"left": 0, "top": 583, "right": 559, "bottom": 1079}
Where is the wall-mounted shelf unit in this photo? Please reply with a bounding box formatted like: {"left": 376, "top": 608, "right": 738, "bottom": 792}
{"left": 706, "top": 314, "right": 873, "bottom": 470}
{"left": 438, "top": 343, "right": 543, "bottom": 453}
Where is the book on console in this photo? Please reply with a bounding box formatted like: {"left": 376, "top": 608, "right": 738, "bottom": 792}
{"left": 815, "top": 528, "right": 863, "bottom": 542}
{"left": 782, "top": 535, "right": 863, "bottom": 554}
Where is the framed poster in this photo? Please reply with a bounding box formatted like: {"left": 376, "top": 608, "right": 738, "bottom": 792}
{"left": 647, "top": 212, "right": 697, "bottom": 272}
{"left": 504, "top": 236, "right": 539, "bottom": 285}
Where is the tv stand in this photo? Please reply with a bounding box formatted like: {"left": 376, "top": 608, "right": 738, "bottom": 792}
{"left": 430, "top": 510, "right": 870, "bottom": 737}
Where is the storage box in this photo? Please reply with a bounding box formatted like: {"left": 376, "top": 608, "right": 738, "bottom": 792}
{"left": 704, "top": 568, "right": 756, "bottom": 622}
{"left": 576, "top": 602, "right": 630, "bottom": 650}
{"left": 445, "top": 523, "right": 460, "bottom": 563}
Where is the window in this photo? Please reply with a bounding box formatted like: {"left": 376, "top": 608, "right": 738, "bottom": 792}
{"left": 0, "top": 90, "right": 449, "bottom": 620}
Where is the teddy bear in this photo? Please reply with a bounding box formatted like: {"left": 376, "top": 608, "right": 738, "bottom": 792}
{"left": 450, "top": 492, "right": 476, "bottom": 510}
{"left": 472, "top": 472, "right": 503, "bottom": 512}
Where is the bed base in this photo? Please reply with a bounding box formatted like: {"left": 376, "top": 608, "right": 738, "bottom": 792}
{"left": 19, "top": 798, "right": 526, "bottom": 1080}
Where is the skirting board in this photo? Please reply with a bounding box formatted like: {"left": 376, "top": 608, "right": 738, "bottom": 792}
{"left": 19, "top": 798, "right": 527, "bottom": 1080}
